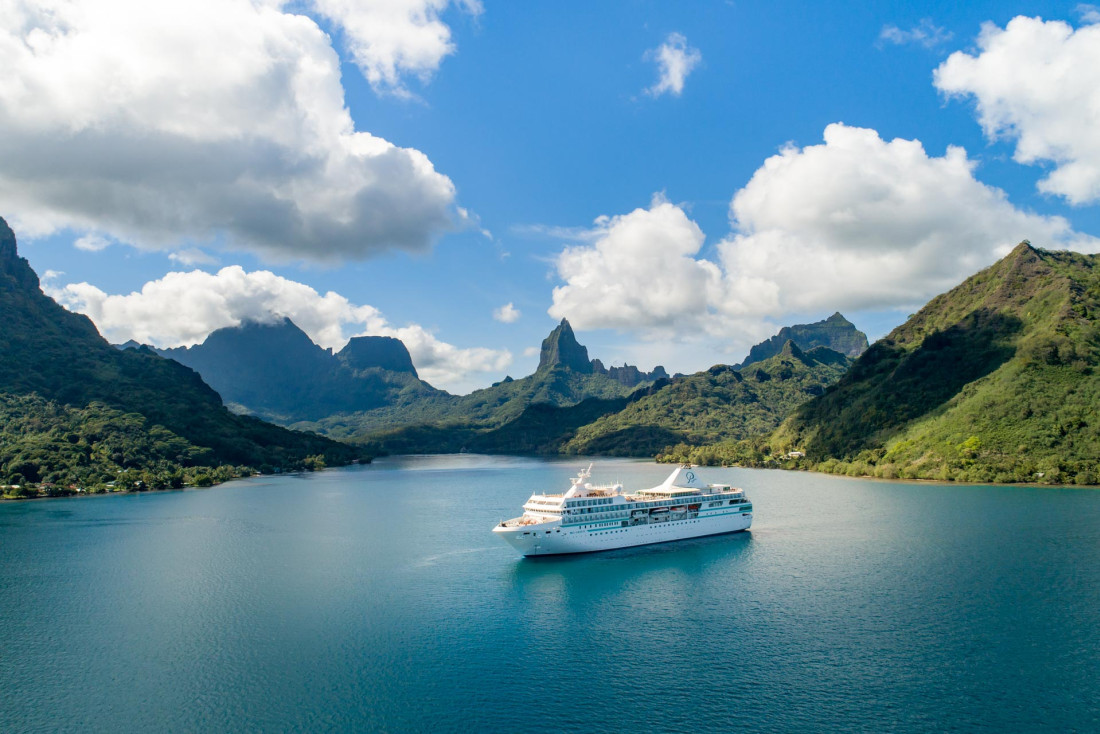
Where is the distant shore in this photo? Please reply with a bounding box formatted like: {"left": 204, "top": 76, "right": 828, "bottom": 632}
{"left": 0, "top": 458, "right": 371, "bottom": 502}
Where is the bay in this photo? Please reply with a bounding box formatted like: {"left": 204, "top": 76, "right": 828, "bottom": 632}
{"left": 2, "top": 455, "right": 1099, "bottom": 732}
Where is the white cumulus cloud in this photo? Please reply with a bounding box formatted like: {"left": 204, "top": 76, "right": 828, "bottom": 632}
{"left": 549, "top": 194, "right": 723, "bottom": 336}
{"left": 645, "top": 32, "right": 701, "bottom": 98}
{"left": 550, "top": 125, "right": 1099, "bottom": 344}
{"left": 720, "top": 123, "right": 1098, "bottom": 315}
{"left": 46, "top": 267, "right": 511, "bottom": 392}
{"left": 312, "top": 0, "right": 481, "bottom": 96}
{"left": 493, "top": 302, "right": 520, "bottom": 323}
{"left": 934, "top": 16, "right": 1100, "bottom": 204}
{"left": 0, "top": 0, "right": 460, "bottom": 262}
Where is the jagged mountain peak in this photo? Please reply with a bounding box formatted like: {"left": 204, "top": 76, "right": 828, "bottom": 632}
{"left": 0, "top": 216, "right": 39, "bottom": 290}
{"left": 779, "top": 339, "right": 805, "bottom": 359}
{"left": 741, "top": 312, "right": 869, "bottom": 367}
{"left": 538, "top": 317, "right": 593, "bottom": 373}
{"left": 0, "top": 216, "right": 16, "bottom": 260}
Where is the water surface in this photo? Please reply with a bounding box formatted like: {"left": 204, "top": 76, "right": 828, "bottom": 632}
{"left": 2, "top": 456, "right": 1099, "bottom": 732}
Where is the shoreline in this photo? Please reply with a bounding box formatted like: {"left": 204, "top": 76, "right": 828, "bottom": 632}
{"left": 0, "top": 462, "right": 365, "bottom": 503}
{"left": 4, "top": 453, "right": 1093, "bottom": 503}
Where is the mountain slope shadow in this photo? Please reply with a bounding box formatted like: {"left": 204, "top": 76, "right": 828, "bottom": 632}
{"left": 566, "top": 425, "right": 689, "bottom": 457}
{"left": 792, "top": 308, "right": 1023, "bottom": 460}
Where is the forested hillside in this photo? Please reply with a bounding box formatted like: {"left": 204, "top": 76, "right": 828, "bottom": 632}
{"left": 0, "top": 217, "right": 359, "bottom": 496}
{"left": 564, "top": 342, "right": 852, "bottom": 456}
{"left": 667, "top": 243, "right": 1100, "bottom": 485}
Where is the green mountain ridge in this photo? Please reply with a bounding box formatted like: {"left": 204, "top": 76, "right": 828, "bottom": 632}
{"left": 0, "top": 217, "right": 359, "bottom": 493}
{"left": 668, "top": 242, "right": 1100, "bottom": 485}
{"left": 149, "top": 316, "right": 665, "bottom": 441}
{"left": 156, "top": 310, "right": 850, "bottom": 458}
{"left": 774, "top": 242, "right": 1100, "bottom": 483}
{"left": 345, "top": 361, "right": 646, "bottom": 447}
{"left": 364, "top": 340, "right": 853, "bottom": 458}
{"left": 299, "top": 318, "right": 656, "bottom": 441}
{"left": 563, "top": 341, "right": 853, "bottom": 457}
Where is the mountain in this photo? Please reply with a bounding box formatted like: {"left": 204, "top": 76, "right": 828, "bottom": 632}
{"left": 538, "top": 318, "right": 593, "bottom": 373}
{"left": 157, "top": 319, "right": 440, "bottom": 422}
{"left": 537, "top": 319, "right": 668, "bottom": 386}
{"left": 367, "top": 339, "right": 853, "bottom": 459}
{"left": 342, "top": 318, "right": 857, "bottom": 456}
{"left": 590, "top": 360, "right": 670, "bottom": 387}
{"left": 155, "top": 316, "right": 664, "bottom": 441}
{"left": 338, "top": 335, "right": 418, "bottom": 375}
{"left": 561, "top": 341, "right": 852, "bottom": 456}
{"left": 363, "top": 394, "right": 642, "bottom": 457}
{"left": 770, "top": 242, "right": 1100, "bottom": 484}
{"left": 365, "top": 338, "right": 853, "bottom": 459}
{"left": 336, "top": 318, "right": 666, "bottom": 447}
{"left": 740, "top": 312, "right": 868, "bottom": 368}
{"left": 0, "top": 216, "right": 358, "bottom": 492}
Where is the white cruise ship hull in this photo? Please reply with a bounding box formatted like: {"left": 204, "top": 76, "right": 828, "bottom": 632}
{"left": 493, "top": 509, "right": 752, "bottom": 557}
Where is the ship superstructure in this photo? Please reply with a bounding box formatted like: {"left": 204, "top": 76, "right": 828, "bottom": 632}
{"left": 492, "top": 464, "right": 752, "bottom": 556}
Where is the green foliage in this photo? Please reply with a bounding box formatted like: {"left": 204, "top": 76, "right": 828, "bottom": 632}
{"left": 656, "top": 245, "right": 1100, "bottom": 486}
{"left": 0, "top": 393, "right": 270, "bottom": 498}
{"left": 466, "top": 396, "right": 635, "bottom": 455}
{"left": 760, "top": 244, "right": 1100, "bottom": 484}
{"left": 359, "top": 343, "right": 850, "bottom": 458}
{"left": 310, "top": 363, "right": 645, "bottom": 447}
{"left": 0, "top": 219, "right": 365, "bottom": 499}
{"left": 772, "top": 308, "right": 1023, "bottom": 461}
{"left": 562, "top": 343, "right": 851, "bottom": 455}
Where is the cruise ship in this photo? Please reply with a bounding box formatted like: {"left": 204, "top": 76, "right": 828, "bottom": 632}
{"left": 493, "top": 464, "right": 752, "bottom": 556}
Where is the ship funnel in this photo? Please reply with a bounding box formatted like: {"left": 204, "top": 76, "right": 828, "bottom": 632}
{"left": 660, "top": 464, "right": 700, "bottom": 488}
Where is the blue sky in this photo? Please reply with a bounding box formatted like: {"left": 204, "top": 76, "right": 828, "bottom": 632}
{"left": 4, "top": 1, "right": 1100, "bottom": 391}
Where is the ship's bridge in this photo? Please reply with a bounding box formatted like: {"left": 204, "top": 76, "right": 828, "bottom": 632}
{"left": 523, "top": 496, "right": 565, "bottom": 515}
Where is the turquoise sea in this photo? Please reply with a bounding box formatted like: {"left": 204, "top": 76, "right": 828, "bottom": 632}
{"left": 2, "top": 455, "right": 1099, "bottom": 732}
